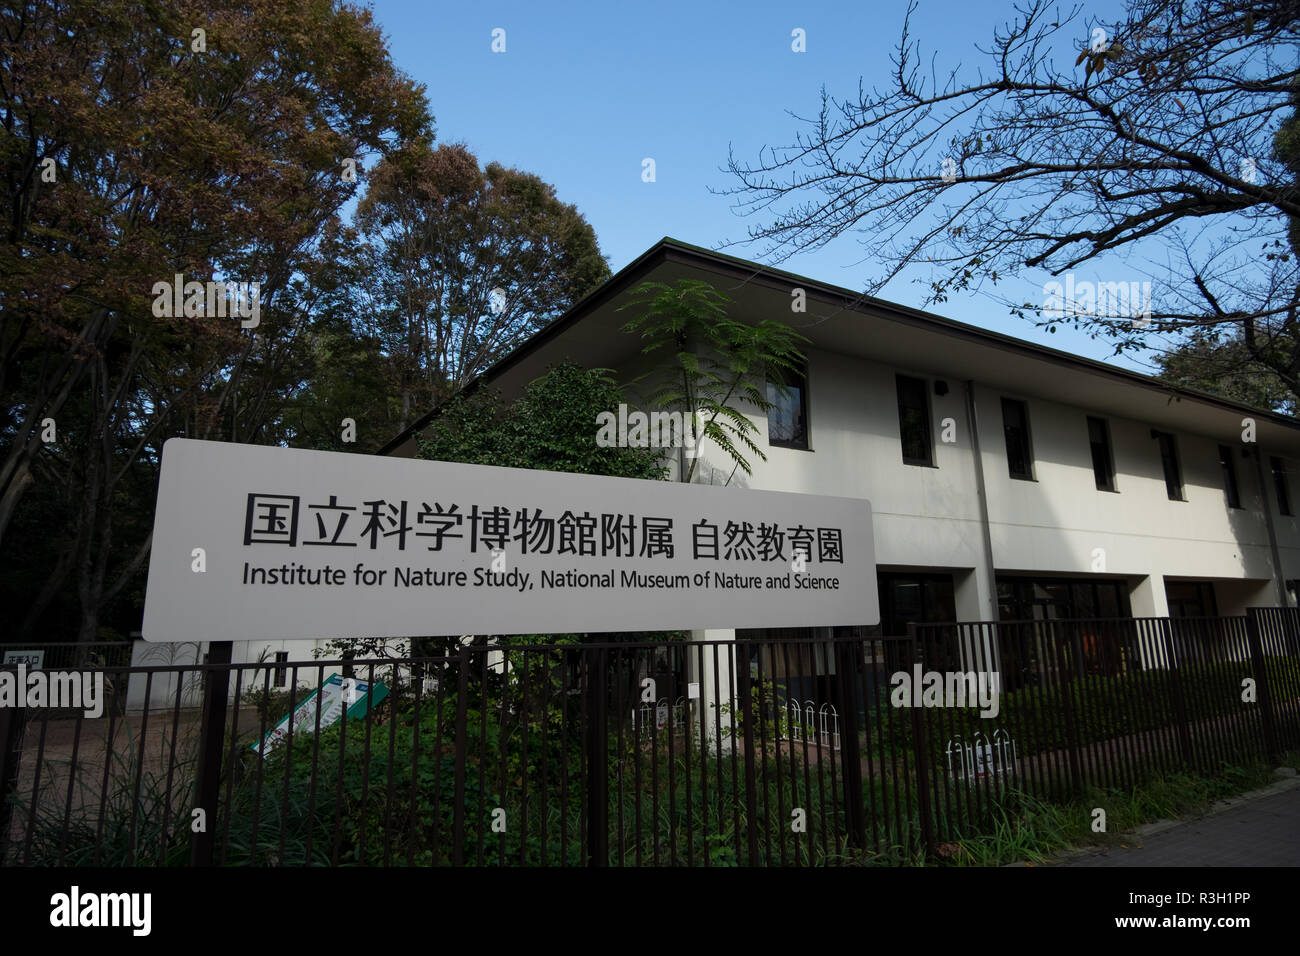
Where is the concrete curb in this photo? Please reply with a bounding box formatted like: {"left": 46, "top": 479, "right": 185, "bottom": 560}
{"left": 1002, "top": 767, "right": 1300, "bottom": 868}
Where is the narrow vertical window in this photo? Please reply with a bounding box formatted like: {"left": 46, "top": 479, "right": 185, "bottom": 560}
{"left": 274, "top": 651, "right": 289, "bottom": 688}
{"left": 896, "top": 375, "right": 933, "bottom": 465}
{"left": 1218, "top": 445, "right": 1241, "bottom": 509}
{"left": 767, "top": 366, "right": 808, "bottom": 449}
{"left": 1001, "top": 398, "right": 1033, "bottom": 479}
{"left": 1272, "top": 456, "right": 1292, "bottom": 516}
{"left": 1153, "top": 431, "right": 1183, "bottom": 500}
{"left": 1087, "top": 417, "right": 1115, "bottom": 491}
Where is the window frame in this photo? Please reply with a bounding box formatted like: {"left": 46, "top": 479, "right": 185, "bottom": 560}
{"left": 766, "top": 364, "right": 810, "bottom": 451}
{"left": 876, "top": 571, "right": 957, "bottom": 637}
{"left": 1218, "top": 445, "right": 1242, "bottom": 509}
{"left": 895, "top": 374, "right": 934, "bottom": 466}
{"left": 1165, "top": 580, "right": 1220, "bottom": 618}
{"left": 1152, "top": 430, "right": 1184, "bottom": 501}
{"left": 1086, "top": 416, "right": 1116, "bottom": 492}
{"left": 1271, "top": 456, "right": 1292, "bottom": 516}
{"left": 996, "top": 574, "right": 1133, "bottom": 621}
{"left": 1001, "top": 397, "right": 1035, "bottom": 480}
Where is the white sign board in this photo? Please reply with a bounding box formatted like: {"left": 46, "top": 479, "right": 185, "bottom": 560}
{"left": 142, "top": 439, "right": 877, "bottom": 642}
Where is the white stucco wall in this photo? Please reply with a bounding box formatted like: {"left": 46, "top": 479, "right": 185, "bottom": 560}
{"left": 126, "top": 638, "right": 340, "bottom": 713}
{"left": 652, "top": 344, "right": 1295, "bottom": 621}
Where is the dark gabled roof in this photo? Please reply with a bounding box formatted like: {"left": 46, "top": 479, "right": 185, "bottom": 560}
{"left": 378, "top": 236, "right": 1300, "bottom": 456}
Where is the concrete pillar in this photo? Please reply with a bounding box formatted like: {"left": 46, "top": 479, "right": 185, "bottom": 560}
{"left": 1129, "top": 574, "right": 1169, "bottom": 618}
{"left": 1128, "top": 574, "right": 1170, "bottom": 670}
{"left": 950, "top": 568, "right": 1000, "bottom": 680}
{"left": 688, "top": 628, "right": 737, "bottom": 752}
{"left": 954, "top": 566, "right": 995, "bottom": 622}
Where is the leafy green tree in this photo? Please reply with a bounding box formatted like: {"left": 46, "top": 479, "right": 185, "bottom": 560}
{"left": 270, "top": 225, "right": 399, "bottom": 454}
{"left": 619, "top": 280, "right": 808, "bottom": 484}
{"left": 1, "top": 0, "right": 430, "bottom": 642}
{"left": 419, "top": 363, "right": 667, "bottom": 479}
{"left": 1154, "top": 330, "right": 1298, "bottom": 415}
{"left": 349, "top": 142, "right": 611, "bottom": 430}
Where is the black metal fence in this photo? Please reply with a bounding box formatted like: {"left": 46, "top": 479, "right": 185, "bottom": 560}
{"left": 906, "top": 611, "right": 1300, "bottom": 849}
{"left": 1, "top": 609, "right": 1297, "bottom": 867}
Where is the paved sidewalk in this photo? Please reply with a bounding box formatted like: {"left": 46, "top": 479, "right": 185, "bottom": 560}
{"left": 1058, "top": 778, "right": 1300, "bottom": 867}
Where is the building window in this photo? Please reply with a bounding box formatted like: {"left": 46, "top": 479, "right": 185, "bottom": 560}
{"left": 995, "top": 576, "right": 1136, "bottom": 683}
{"left": 273, "top": 651, "right": 289, "bottom": 688}
{"left": 1165, "top": 581, "right": 1219, "bottom": 618}
{"left": 1218, "top": 445, "right": 1241, "bottom": 509}
{"left": 996, "top": 576, "right": 1133, "bottom": 621}
{"left": 1001, "top": 398, "right": 1033, "bottom": 479}
{"left": 1087, "top": 417, "right": 1115, "bottom": 491}
{"left": 896, "top": 374, "right": 933, "bottom": 466}
{"left": 875, "top": 572, "right": 957, "bottom": 636}
{"left": 1153, "top": 431, "right": 1183, "bottom": 500}
{"left": 1272, "top": 456, "right": 1292, "bottom": 516}
{"left": 767, "top": 366, "right": 808, "bottom": 449}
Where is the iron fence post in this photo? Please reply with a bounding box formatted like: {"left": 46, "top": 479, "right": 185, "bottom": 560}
{"left": 834, "top": 638, "right": 866, "bottom": 852}
{"left": 1055, "top": 625, "right": 1085, "bottom": 799}
{"left": 906, "top": 625, "right": 936, "bottom": 859}
{"left": 1246, "top": 609, "right": 1281, "bottom": 765}
{"left": 0, "top": 693, "right": 24, "bottom": 867}
{"left": 585, "top": 643, "right": 609, "bottom": 866}
{"left": 736, "top": 639, "right": 761, "bottom": 865}
{"left": 452, "top": 644, "right": 470, "bottom": 866}
{"left": 1283, "top": 606, "right": 1300, "bottom": 657}
{"left": 1163, "top": 619, "right": 1194, "bottom": 766}
{"left": 189, "top": 640, "right": 232, "bottom": 867}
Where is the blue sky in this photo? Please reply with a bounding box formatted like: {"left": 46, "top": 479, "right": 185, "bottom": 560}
{"left": 367, "top": 0, "right": 1153, "bottom": 372}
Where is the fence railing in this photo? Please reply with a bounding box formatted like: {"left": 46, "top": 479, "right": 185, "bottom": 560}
{"left": 944, "top": 729, "right": 1018, "bottom": 784}
{"left": 904, "top": 611, "right": 1300, "bottom": 848}
{"left": 783, "top": 700, "right": 840, "bottom": 751}
{"left": 631, "top": 698, "right": 692, "bottom": 738}
{"left": 1, "top": 607, "right": 1297, "bottom": 867}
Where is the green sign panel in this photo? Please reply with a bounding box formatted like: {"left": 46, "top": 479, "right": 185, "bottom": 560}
{"left": 252, "top": 673, "right": 389, "bottom": 756}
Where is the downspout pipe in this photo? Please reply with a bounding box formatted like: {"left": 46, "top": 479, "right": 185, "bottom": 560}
{"left": 1250, "top": 448, "right": 1289, "bottom": 606}
{"left": 964, "top": 380, "right": 999, "bottom": 620}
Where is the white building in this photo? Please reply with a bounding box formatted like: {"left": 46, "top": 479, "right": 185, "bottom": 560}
{"left": 381, "top": 237, "right": 1300, "bottom": 637}
{"left": 129, "top": 238, "right": 1300, "bottom": 720}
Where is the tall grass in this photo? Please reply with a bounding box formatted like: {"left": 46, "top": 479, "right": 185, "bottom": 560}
{"left": 10, "top": 718, "right": 197, "bottom": 866}
{"left": 942, "top": 759, "right": 1282, "bottom": 866}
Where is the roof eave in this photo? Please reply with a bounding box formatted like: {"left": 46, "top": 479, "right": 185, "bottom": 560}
{"left": 377, "top": 236, "right": 1300, "bottom": 456}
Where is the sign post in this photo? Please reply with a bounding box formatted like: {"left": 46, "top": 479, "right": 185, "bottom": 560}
{"left": 189, "top": 640, "right": 230, "bottom": 867}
